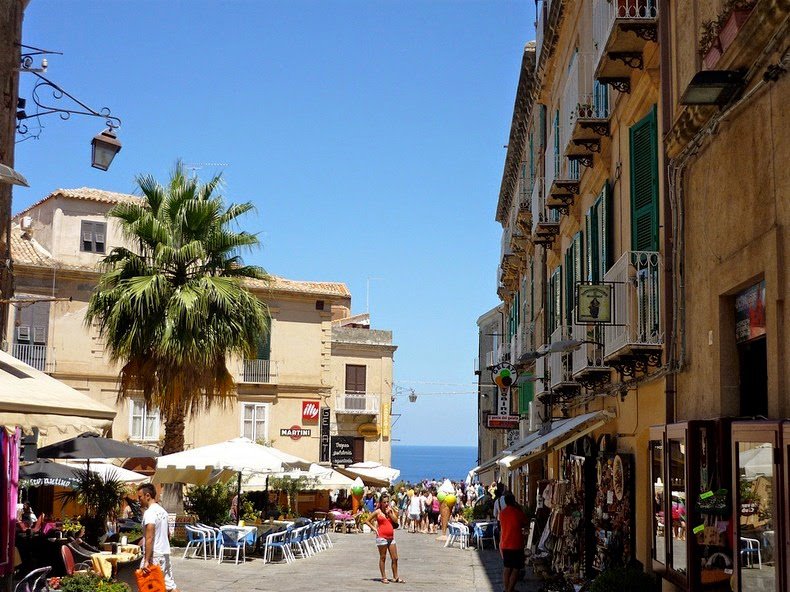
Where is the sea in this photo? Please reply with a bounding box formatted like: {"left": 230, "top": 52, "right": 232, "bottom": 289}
{"left": 391, "top": 445, "right": 477, "bottom": 484}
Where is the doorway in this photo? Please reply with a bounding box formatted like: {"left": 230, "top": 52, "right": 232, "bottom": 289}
{"left": 738, "top": 336, "right": 767, "bottom": 417}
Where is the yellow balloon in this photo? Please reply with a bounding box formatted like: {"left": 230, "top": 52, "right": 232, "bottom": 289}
{"left": 444, "top": 494, "right": 456, "bottom": 507}
{"left": 408, "top": 489, "right": 414, "bottom": 497}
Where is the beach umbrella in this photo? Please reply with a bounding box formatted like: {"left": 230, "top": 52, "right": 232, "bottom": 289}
{"left": 19, "top": 460, "right": 80, "bottom": 489}
{"left": 37, "top": 432, "right": 157, "bottom": 472}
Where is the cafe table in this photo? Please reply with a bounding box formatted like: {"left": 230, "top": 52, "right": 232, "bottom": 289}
{"left": 90, "top": 550, "right": 141, "bottom": 579}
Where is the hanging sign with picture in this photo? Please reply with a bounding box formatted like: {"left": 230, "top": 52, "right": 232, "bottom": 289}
{"left": 576, "top": 283, "right": 613, "bottom": 324}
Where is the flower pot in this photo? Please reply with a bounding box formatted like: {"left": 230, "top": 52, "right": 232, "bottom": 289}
{"left": 719, "top": 9, "right": 752, "bottom": 52}
{"left": 703, "top": 43, "right": 722, "bottom": 70}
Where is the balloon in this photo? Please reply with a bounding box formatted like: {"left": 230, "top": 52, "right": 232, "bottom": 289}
{"left": 407, "top": 489, "right": 414, "bottom": 497}
{"left": 436, "top": 491, "right": 446, "bottom": 502}
{"left": 444, "top": 494, "right": 456, "bottom": 507}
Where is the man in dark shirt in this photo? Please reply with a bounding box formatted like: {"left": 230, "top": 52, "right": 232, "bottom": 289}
{"left": 498, "top": 493, "right": 529, "bottom": 592}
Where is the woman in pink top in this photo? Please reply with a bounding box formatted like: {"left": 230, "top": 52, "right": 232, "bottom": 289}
{"left": 365, "top": 494, "right": 405, "bottom": 584}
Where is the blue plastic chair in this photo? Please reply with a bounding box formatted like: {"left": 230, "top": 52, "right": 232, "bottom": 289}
{"left": 262, "top": 528, "right": 294, "bottom": 564}
{"left": 218, "top": 527, "right": 247, "bottom": 565}
{"left": 473, "top": 522, "right": 498, "bottom": 550}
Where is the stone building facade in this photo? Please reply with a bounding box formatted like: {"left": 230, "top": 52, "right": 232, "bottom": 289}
{"left": 8, "top": 187, "right": 396, "bottom": 468}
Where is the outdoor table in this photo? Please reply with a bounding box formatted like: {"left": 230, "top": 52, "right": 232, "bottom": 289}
{"left": 90, "top": 551, "right": 140, "bottom": 579}
{"left": 220, "top": 525, "right": 258, "bottom": 546}
{"left": 100, "top": 543, "right": 142, "bottom": 555}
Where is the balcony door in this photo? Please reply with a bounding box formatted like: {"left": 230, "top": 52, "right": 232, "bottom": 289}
{"left": 345, "top": 365, "right": 367, "bottom": 411}
{"left": 13, "top": 297, "right": 50, "bottom": 372}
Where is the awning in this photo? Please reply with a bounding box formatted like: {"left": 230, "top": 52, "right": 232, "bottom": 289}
{"left": 335, "top": 461, "right": 400, "bottom": 487}
{"left": 245, "top": 464, "right": 355, "bottom": 492}
{"left": 501, "top": 410, "right": 614, "bottom": 469}
{"left": 0, "top": 351, "right": 115, "bottom": 445}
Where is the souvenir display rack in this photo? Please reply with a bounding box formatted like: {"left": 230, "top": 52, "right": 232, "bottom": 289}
{"left": 591, "top": 453, "right": 634, "bottom": 573}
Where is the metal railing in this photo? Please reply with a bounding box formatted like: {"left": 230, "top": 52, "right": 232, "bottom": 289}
{"left": 549, "top": 326, "right": 575, "bottom": 388}
{"left": 11, "top": 343, "right": 54, "bottom": 373}
{"left": 545, "top": 131, "right": 559, "bottom": 190}
{"left": 335, "top": 392, "right": 380, "bottom": 414}
{"left": 571, "top": 323, "right": 608, "bottom": 376}
{"left": 593, "top": 0, "right": 658, "bottom": 69}
{"left": 531, "top": 177, "right": 560, "bottom": 234}
{"left": 240, "top": 359, "right": 278, "bottom": 384}
{"left": 603, "top": 251, "right": 663, "bottom": 357}
{"left": 561, "top": 53, "right": 613, "bottom": 154}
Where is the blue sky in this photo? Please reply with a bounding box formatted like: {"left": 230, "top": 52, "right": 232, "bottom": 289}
{"left": 14, "top": 1, "right": 534, "bottom": 447}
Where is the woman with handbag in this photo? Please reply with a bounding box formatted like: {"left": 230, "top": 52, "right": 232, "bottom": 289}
{"left": 365, "top": 494, "right": 405, "bottom": 584}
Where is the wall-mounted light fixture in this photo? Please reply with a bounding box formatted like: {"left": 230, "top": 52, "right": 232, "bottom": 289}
{"left": 680, "top": 70, "right": 744, "bottom": 106}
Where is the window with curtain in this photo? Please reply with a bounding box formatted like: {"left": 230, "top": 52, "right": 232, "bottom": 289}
{"left": 241, "top": 403, "right": 268, "bottom": 441}
{"left": 130, "top": 400, "right": 159, "bottom": 441}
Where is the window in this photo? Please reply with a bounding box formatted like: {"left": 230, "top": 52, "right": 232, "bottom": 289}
{"left": 344, "top": 365, "right": 366, "bottom": 394}
{"left": 547, "top": 268, "right": 562, "bottom": 333}
{"left": 565, "top": 232, "right": 583, "bottom": 323}
{"left": 129, "top": 400, "right": 159, "bottom": 441}
{"left": 629, "top": 106, "right": 659, "bottom": 252}
{"left": 80, "top": 220, "right": 106, "bottom": 253}
{"left": 241, "top": 403, "right": 268, "bottom": 441}
{"left": 586, "top": 182, "right": 613, "bottom": 282}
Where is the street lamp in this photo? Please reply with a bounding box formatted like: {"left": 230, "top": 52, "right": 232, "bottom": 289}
{"left": 0, "top": 164, "right": 29, "bottom": 187}
{"left": 91, "top": 128, "right": 122, "bottom": 171}
{"left": 680, "top": 70, "right": 744, "bottom": 105}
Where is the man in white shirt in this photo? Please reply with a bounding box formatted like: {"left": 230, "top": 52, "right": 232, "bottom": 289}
{"left": 137, "top": 483, "right": 179, "bottom": 592}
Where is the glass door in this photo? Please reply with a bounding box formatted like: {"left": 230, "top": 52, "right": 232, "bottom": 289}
{"left": 732, "top": 422, "right": 781, "bottom": 592}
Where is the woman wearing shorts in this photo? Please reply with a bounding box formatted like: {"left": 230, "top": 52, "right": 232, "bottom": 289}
{"left": 365, "top": 494, "right": 404, "bottom": 584}
{"left": 407, "top": 490, "right": 421, "bottom": 533}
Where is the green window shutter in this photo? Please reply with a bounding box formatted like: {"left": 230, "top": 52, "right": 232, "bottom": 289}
{"left": 256, "top": 314, "right": 272, "bottom": 360}
{"left": 585, "top": 212, "right": 593, "bottom": 281}
{"left": 602, "top": 181, "right": 613, "bottom": 272}
{"left": 550, "top": 267, "right": 562, "bottom": 333}
{"left": 554, "top": 110, "right": 560, "bottom": 156}
{"left": 629, "top": 107, "right": 659, "bottom": 252}
{"left": 565, "top": 248, "right": 574, "bottom": 325}
{"left": 518, "top": 382, "right": 534, "bottom": 415}
{"left": 574, "top": 232, "right": 583, "bottom": 317}
{"left": 539, "top": 105, "right": 546, "bottom": 145}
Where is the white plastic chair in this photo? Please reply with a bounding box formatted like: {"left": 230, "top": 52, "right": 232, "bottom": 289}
{"left": 740, "top": 537, "right": 762, "bottom": 569}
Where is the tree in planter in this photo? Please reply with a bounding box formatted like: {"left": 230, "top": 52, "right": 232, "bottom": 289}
{"left": 183, "top": 481, "right": 234, "bottom": 525}
{"left": 85, "top": 162, "right": 270, "bottom": 507}
{"left": 56, "top": 470, "right": 128, "bottom": 544}
{"left": 267, "top": 476, "right": 316, "bottom": 517}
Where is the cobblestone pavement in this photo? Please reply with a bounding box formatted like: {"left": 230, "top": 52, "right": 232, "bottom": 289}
{"left": 170, "top": 530, "right": 543, "bottom": 592}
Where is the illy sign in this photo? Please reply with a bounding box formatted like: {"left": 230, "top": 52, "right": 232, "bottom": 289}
{"left": 302, "top": 401, "right": 319, "bottom": 423}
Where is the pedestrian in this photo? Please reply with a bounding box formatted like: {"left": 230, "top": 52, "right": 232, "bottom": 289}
{"left": 492, "top": 483, "right": 506, "bottom": 519}
{"left": 136, "top": 483, "right": 180, "bottom": 592}
{"left": 427, "top": 488, "right": 440, "bottom": 534}
{"left": 398, "top": 488, "right": 410, "bottom": 529}
{"left": 419, "top": 489, "right": 429, "bottom": 533}
{"left": 365, "top": 493, "right": 405, "bottom": 584}
{"left": 407, "top": 489, "right": 421, "bottom": 533}
{"left": 498, "top": 493, "right": 529, "bottom": 592}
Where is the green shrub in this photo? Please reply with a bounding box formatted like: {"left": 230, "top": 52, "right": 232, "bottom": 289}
{"left": 184, "top": 482, "right": 233, "bottom": 525}
{"left": 462, "top": 505, "right": 474, "bottom": 522}
{"left": 590, "top": 566, "right": 658, "bottom": 592}
{"left": 57, "top": 573, "right": 129, "bottom": 592}
{"left": 472, "top": 497, "right": 493, "bottom": 519}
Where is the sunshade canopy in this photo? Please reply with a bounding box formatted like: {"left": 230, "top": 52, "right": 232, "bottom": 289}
{"left": 19, "top": 460, "right": 80, "bottom": 489}
{"left": 244, "top": 463, "right": 355, "bottom": 492}
{"left": 153, "top": 437, "right": 311, "bottom": 485}
{"left": 37, "top": 432, "right": 158, "bottom": 461}
{"left": 337, "top": 462, "right": 401, "bottom": 486}
{"left": 0, "top": 351, "right": 115, "bottom": 445}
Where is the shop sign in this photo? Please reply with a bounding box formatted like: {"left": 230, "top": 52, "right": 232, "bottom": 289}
{"left": 487, "top": 414, "right": 520, "bottom": 429}
{"left": 302, "top": 400, "right": 319, "bottom": 423}
{"left": 330, "top": 436, "right": 355, "bottom": 466}
{"left": 576, "top": 284, "right": 612, "bottom": 323}
{"left": 735, "top": 280, "right": 766, "bottom": 343}
{"left": 381, "top": 401, "right": 391, "bottom": 438}
{"left": 280, "top": 426, "right": 311, "bottom": 441}
{"left": 20, "top": 477, "right": 77, "bottom": 489}
{"left": 358, "top": 422, "right": 380, "bottom": 438}
{"left": 320, "top": 407, "right": 331, "bottom": 462}
{"left": 491, "top": 363, "right": 517, "bottom": 416}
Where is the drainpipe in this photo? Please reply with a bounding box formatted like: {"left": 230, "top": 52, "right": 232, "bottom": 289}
{"left": 659, "top": 0, "right": 676, "bottom": 425}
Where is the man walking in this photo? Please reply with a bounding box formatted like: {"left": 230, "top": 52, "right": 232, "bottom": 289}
{"left": 137, "top": 483, "right": 180, "bottom": 592}
{"left": 498, "top": 493, "right": 529, "bottom": 592}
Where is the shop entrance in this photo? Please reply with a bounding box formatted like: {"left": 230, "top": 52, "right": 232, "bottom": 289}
{"left": 738, "top": 336, "right": 767, "bottom": 416}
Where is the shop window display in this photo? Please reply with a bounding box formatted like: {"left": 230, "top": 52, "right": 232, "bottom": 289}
{"left": 668, "top": 438, "right": 687, "bottom": 575}
{"left": 650, "top": 438, "right": 665, "bottom": 566}
{"left": 591, "top": 453, "right": 634, "bottom": 573}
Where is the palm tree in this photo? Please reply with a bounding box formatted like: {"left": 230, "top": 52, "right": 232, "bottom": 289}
{"left": 86, "top": 161, "right": 270, "bottom": 456}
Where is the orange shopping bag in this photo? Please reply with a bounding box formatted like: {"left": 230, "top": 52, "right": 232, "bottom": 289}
{"left": 134, "top": 564, "right": 166, "bottom": 592}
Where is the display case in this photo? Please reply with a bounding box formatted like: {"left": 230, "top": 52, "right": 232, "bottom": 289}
{"left": 649, "top": 420, "right": 733, "bottom": 591}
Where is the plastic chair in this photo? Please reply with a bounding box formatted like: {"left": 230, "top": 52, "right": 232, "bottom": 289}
{"left": 61, "top": 545, "right": 94, "bottom": 575}
{"left": 195, "top": 523, "right": 220, "bottom": 558}
{"left": 290, "top": 525, "right": 313, "bottom": 558}
{"left": 473, "top": 522, "right": 498, "bottom": 550}
{"left": 14, "top": 566, "right": 52, "bottom": 592}
{"left": 444, "top": 523, "right": 459, "bottom": 548}
{"left": 183, "top": 525, "right": 210, "bottom": 560}
{"left": 218, "top": 527, "right": 247, "bottom": 565}
{"left": 740, "top": 537, "right": 762, "bottom": 569}
{"left": 261, "top": 529, "right": 295, "bottom": 564}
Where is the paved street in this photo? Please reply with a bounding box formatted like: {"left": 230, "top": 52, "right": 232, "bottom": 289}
{"left": 171, "top": 530, "right": 541, "bottom": 592}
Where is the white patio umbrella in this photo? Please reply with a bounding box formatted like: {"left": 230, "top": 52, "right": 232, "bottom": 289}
{"left": 341, "top": 461, "right": 401, "bottom": 485}
{"left": 152, "top": 437, "right": 311, "bottom": 485}
{"left": 63, "top": 460, "right": 149, "bottom": 483}
{"left": 243, "top": 463, "right": 354, "bottom": 492}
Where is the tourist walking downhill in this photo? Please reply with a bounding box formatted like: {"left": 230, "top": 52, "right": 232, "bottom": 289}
{"left": 137, "top": 483, "right": 180, "bottom": 592}
{"left": 365, "top": 494, "right": 405, "bottom": 584}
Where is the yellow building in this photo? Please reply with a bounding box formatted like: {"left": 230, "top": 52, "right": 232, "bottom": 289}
{"left": 8, "top": 187, "right": 395, "bottom": 469}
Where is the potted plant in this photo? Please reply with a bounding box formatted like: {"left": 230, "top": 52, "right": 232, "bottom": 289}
{"left": 57, "top": 470, "right": 128, "bottom": 544}
{"left": 183, "top": 481, "right": 234, "bottom": 525}
{"left": 719, "top": 0, "right": 756, "bottom": 51}
{"left": 699, "top": 19, "right": 722, "bottom": 69}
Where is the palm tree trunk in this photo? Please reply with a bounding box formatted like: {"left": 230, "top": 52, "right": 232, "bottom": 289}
{"left": 160, "top": 405, "right": 187, "bottom": 513}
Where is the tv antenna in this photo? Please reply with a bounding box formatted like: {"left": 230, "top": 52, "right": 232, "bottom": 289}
{"left": 183, "top": 162, "right": 229, "bottom": 177}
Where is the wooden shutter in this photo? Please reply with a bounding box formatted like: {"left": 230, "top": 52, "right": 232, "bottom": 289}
{"left": 565, "top": 248, "right": 574, "bottom": 325}
{"left": 553, "top": 110, "right": 560, "bottom": 157}
{"left": 345, "top": 365, "right": 366, "bottom": 394}
{"left": 601, "top": 181, "right": 613, "bottom": 273}
{"left": 256, "top": 314, "right": 271, "bottom": 360}
{"left": 629, "top": 107, "right": 659, "bottom": 252}
{"left": 80, "top": 220, "right": 93, "bottom": 252}
{"left": 352, "top": 438, "right": 365, "bottom": 463}
{"left": 518, "top": 382, "right": 534, "bottom": 415}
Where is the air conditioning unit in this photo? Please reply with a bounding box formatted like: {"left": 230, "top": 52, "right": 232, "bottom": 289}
{"left": 20, "top": 216, "right": 33, "bottom": 232}
{"left": 528, "top": 401, "right": 542, "bottom": 432}
{"left": 17, "top": 326, "right": 30, "bottom": 342}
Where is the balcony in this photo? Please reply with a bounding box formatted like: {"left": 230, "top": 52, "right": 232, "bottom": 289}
{"left": 335, "top": 392, "right": 380, "bottom": 415}
{"left": 570, "top": 324, "right": 610, "bottom": 389}
{"left": 11, "top": 343, "right": 54, "bottom": 373}
{"left": 500, "top": 226, "right": 519, "bottom": 291}
{"left": 531, "top": 177, "right": 560, "bottom": 246}
{"left": 603, "top": 251, "right": 663, "bottom": 365}
{"left": 548, "top": 326, "right": 579, "bottom": 391}
{"left": 592, "top": 0, "right": 658, "bottom": 94}
{"left": 534, "top": 355, "right": 550, "bottom": 400}
{"left": 517, "top": 174, "right": 533, "bottom": 228}
{"left": 239, "top": 359, "right": 278, "bottom": 384}
{"left": 562, "top": 53, "right": 614, "bottom": 166}
{"left": 535, "top": 0, "right": 548, "bottom": 67}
